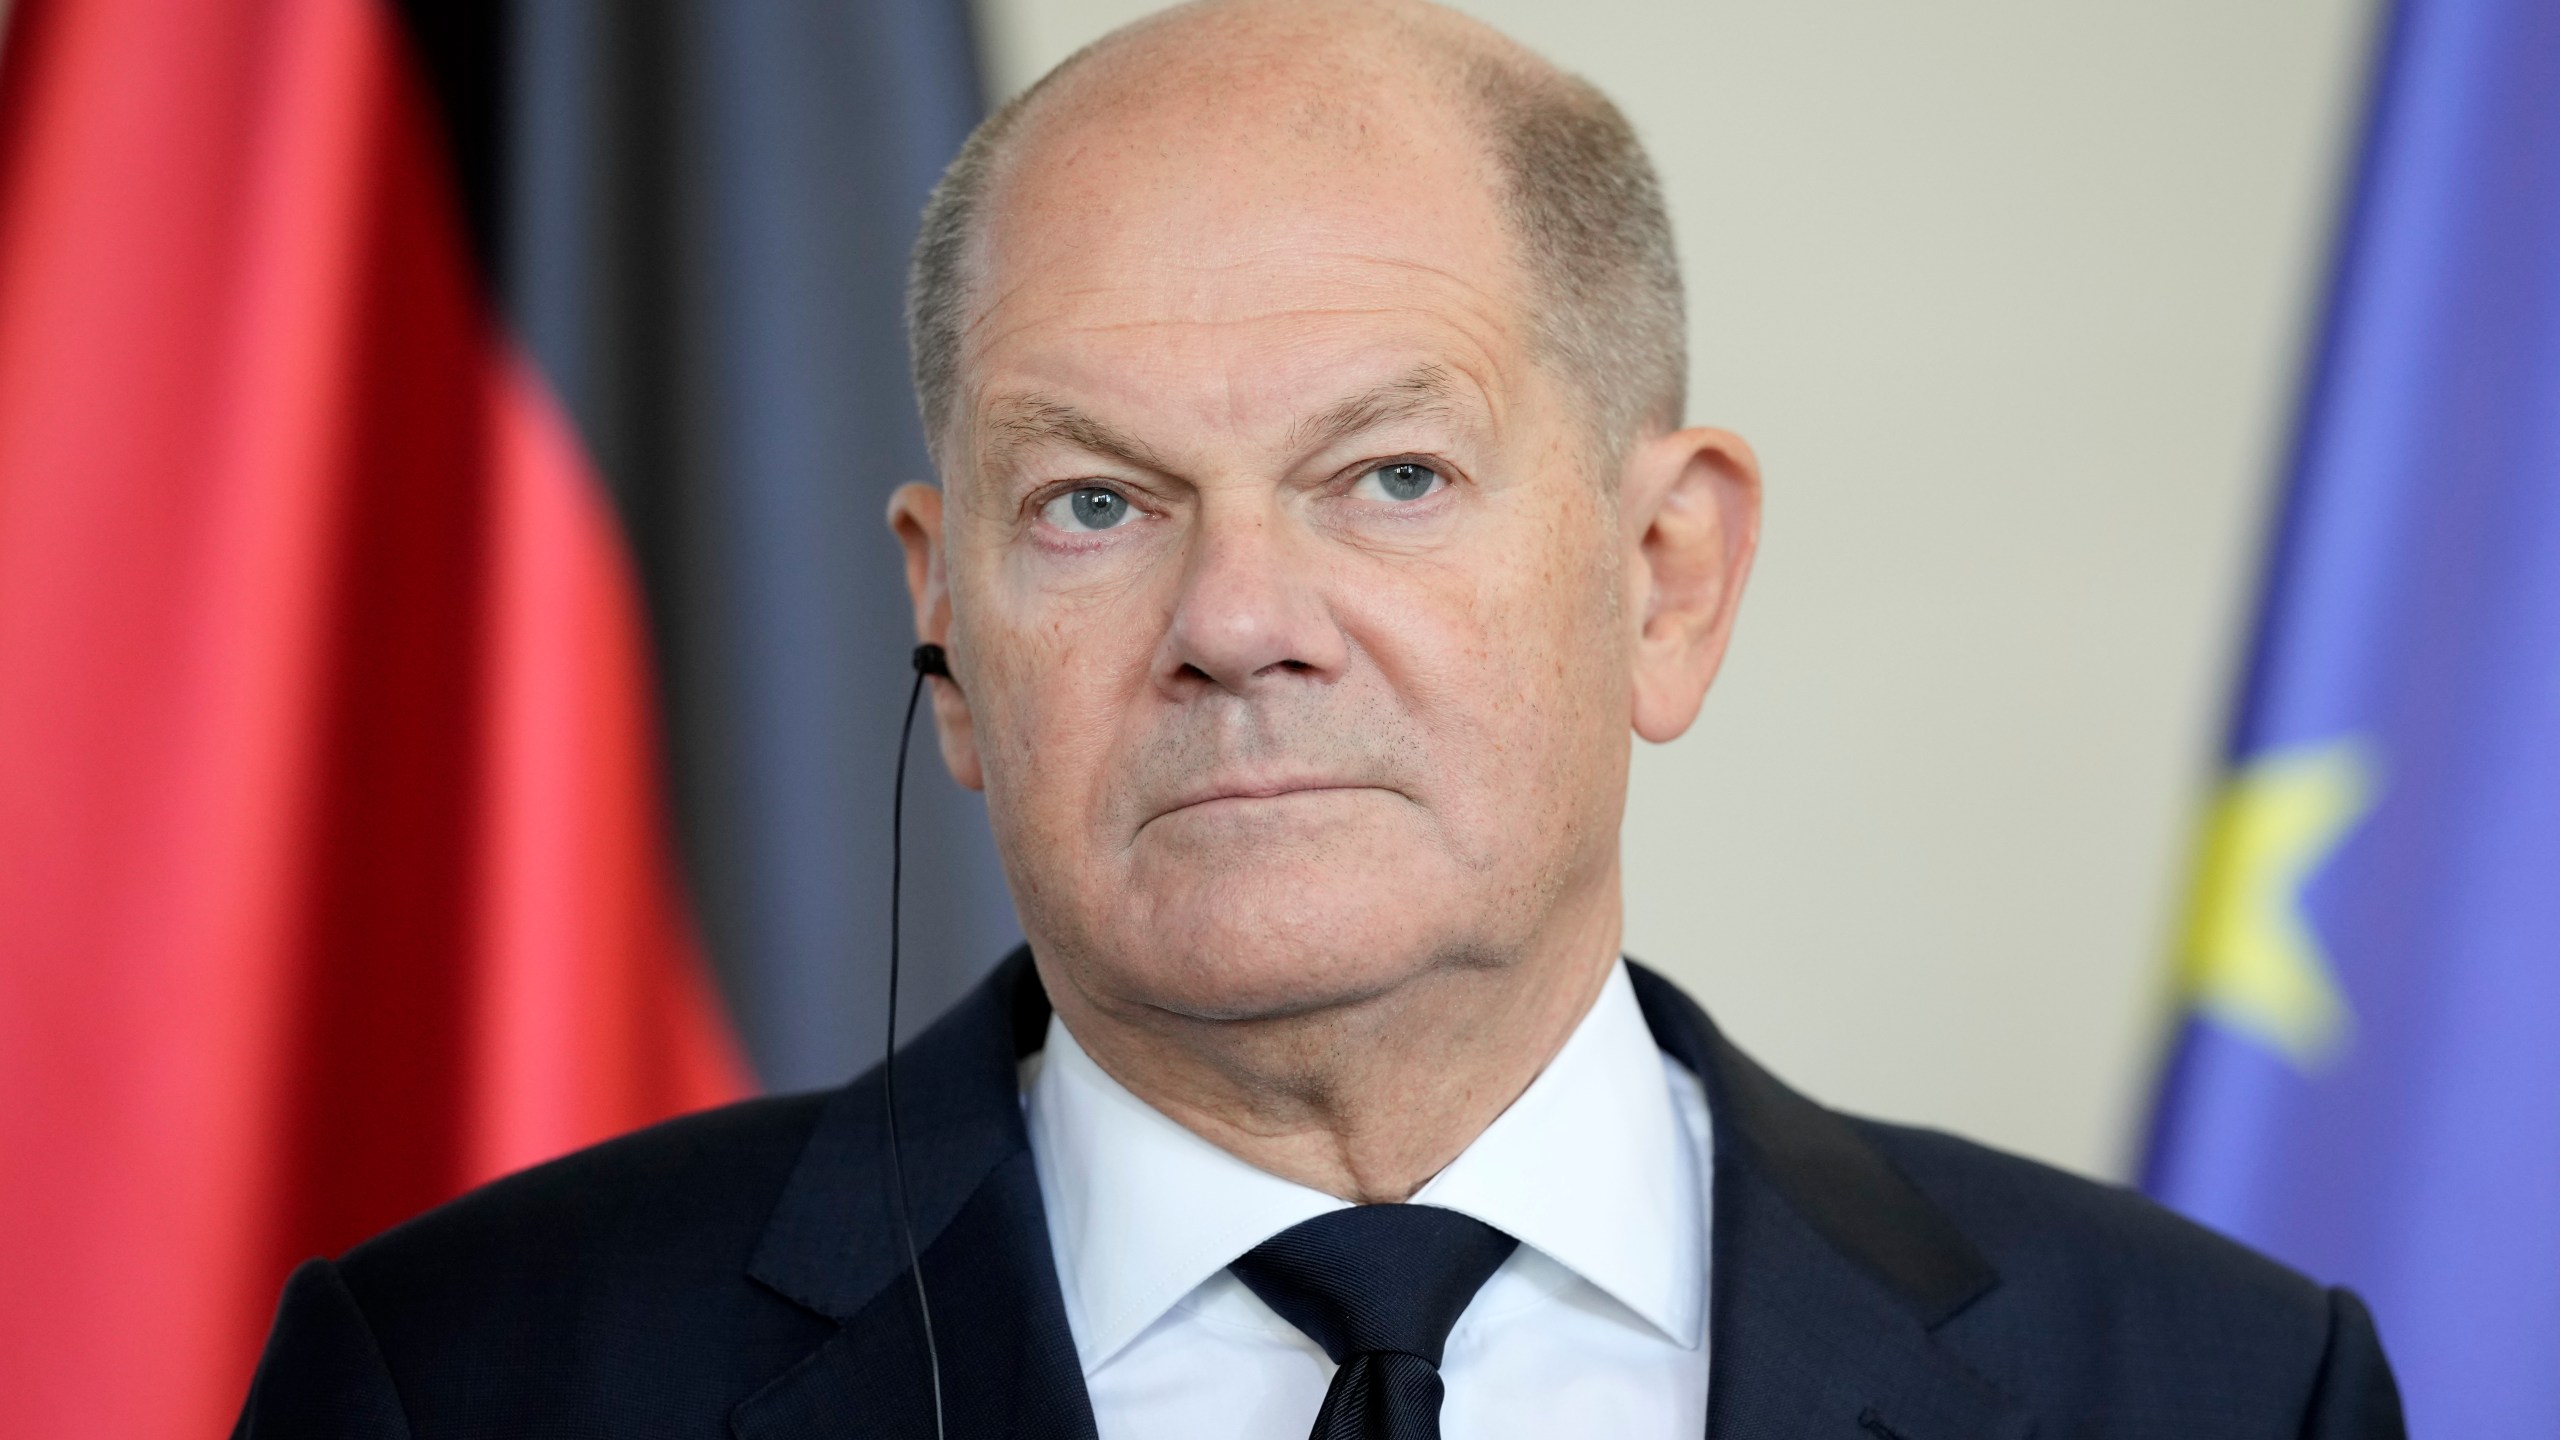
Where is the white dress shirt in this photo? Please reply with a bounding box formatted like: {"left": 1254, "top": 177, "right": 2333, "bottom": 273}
{"left": 1022, "top": 960, "right": 1714, "bottom": 1440}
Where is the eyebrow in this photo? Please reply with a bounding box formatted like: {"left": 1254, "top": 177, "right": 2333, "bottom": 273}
{"left": 980, "top": 395, "right": 1173, "bottom": 476}
{"left": 1285, "top": 364, "right": 1471, "bottom": 455}
{"left": 974, "top": 363, "right": 1474, "bottom": 479}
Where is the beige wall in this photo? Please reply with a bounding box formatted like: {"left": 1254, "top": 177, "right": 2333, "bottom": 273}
{"left": 974, "top": 0, "right": 2376, "bottom": 1178}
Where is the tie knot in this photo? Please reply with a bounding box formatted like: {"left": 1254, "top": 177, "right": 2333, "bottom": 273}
{"left": 1230, "top": 1205, "right": 1519, "bottom": 1367}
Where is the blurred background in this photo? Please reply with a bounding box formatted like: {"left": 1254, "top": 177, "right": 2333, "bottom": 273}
{"left": 3, "top": 0, "right": 2552, "bottom": 1435}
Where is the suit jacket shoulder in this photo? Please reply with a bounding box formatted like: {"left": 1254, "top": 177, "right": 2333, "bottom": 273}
{"left": 1622, "top": 958, "right": 2402, "bottom": 1440}
{"left": 241, "top": 1091, "right": 842, "bottom": 1439}
{"left": 1856, "top": 1118, "right": 2402, "bottom": 1437}
{"left": 238, "top": 952, "right": 1088, "bottom": 1440}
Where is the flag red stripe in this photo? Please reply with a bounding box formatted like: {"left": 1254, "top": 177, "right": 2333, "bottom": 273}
{"left": 0, "top": 0, "right": 751, "bottom": 1433}
{"left": 469, "top": 344, "right": 751, "bottom": 1179}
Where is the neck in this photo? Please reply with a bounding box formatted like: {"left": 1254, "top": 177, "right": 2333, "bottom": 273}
{"left": 1041, "top": 870, "right": 1625, "bottom": 1205}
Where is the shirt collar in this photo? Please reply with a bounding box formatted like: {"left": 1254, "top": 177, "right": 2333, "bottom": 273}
{"left": 1023, "top": 959, "right": 1704, "bottom": 1372}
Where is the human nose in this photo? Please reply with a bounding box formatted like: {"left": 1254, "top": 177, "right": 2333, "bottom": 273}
{"left": 1155, "top": 499, "right": 1346, "bottom": 697}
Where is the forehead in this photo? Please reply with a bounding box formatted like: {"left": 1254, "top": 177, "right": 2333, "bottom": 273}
{"left": 956, "top": 49, "right": 1535, "bottom": 451}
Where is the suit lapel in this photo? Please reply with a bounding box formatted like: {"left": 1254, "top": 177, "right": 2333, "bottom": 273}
{"left": 1628, "top": 963, "right": 2037, "bottom": 1440}
{"left": 1703, "top": 1155, "right": 2033, "bottom": 1440}
{"left": 733, "top": 949, "right": 1098, "bottom": 1440}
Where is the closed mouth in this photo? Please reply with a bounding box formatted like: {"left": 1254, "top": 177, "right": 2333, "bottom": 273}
{"left": 1151, "top": 781, "right": 1392, "bottom": 823}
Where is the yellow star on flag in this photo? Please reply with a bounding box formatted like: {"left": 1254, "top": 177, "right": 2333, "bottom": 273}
{"left": 2176, "top": 738, "right": 2378, "bottom": 1070}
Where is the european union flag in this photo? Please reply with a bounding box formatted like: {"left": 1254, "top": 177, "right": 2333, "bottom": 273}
{"left": 2141, "top": 1, "right": 2560, "bottom": 1431}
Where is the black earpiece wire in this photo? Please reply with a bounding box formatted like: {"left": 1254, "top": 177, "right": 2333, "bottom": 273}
{"left": 888, "top": 641, "right": 950, "bottom": 1439}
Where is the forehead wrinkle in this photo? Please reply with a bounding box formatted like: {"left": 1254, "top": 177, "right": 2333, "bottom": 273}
{"left": 962, "top": 241, "right": 1530, "bottom": 366}
{"left": 960, "top": 306, "right": 1510, "bottom": 462}
{"left": 1004, "top": 256, "right": 1525, "bottom": 330}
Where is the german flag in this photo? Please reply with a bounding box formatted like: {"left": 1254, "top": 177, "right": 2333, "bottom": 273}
{"left": 0, "top": 3, "right": 1006, "bottom": 1434}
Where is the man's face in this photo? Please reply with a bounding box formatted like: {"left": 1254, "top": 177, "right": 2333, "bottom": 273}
{"left": 917, "top": 66, "right": 1641, "bottom": 1024}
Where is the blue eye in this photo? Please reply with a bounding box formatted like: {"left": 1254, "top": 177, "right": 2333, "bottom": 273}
{"left": 1042, "top": 486, "right": 1133, "bottom": 532}
{"left": 1354, "top": 461, "right": 1445, "bottom": 503}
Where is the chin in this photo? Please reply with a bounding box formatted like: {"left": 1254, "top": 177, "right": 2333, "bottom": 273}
{"left": 1101, "top": 853, "right": 1494, "bottom": 1024}
{"left": 1013, "top": 788, "right": 1534, "bottom": 1024}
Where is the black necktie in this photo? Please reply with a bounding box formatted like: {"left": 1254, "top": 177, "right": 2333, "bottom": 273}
{"left": 1229, "top": 1204, "right": 1520, "bottom": 1440}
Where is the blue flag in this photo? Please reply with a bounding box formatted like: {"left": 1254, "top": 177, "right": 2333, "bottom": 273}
{"left": 2140, "top": 1, "right": 2560, "bottom": 1431}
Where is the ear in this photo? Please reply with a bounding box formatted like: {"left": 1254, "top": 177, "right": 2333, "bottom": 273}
{"left": 1619, "top": 427, "right": 1762, "bottom": 744}
{"left": 887, "top": 481, "right": 985, "bottom": 791}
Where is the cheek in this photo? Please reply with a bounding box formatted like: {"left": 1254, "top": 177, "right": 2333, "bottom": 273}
{"left": 953, "top": 562, "right": 1166, "bottom": 857}
{"left": 1353, "top": 511, "right": 1626, "bottom": 846}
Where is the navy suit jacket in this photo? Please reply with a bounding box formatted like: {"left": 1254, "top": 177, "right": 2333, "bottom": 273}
{"left": 236, "top": 950, "right": 2404, "bottom": 1438}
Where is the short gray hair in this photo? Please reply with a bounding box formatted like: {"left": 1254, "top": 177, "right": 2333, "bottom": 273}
{"left": 906, "top": 30, "right": 1685, "bottom": 467}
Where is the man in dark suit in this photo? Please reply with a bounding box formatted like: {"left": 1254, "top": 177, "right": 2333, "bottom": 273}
{"left": 239, "top": 1, "right": 2403, "bottom": 1435}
